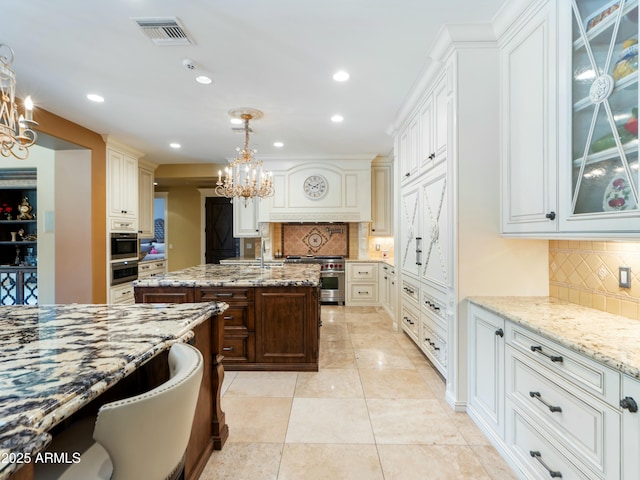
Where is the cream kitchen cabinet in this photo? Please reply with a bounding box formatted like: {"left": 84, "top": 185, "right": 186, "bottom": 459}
{"left": 109, "top": 282, "right": 134, "bottom": 305}
{"left": 137, "top": 159, "right": 157, "bottom": 238}
{"left": 346, "top": 262, "right": 378, "bottom": 306}
{"left": 399, "top": 113, "right": 420, "bottom": 186}
{"left": 371, "top": 159, "right": 393, "bottom": 236}
{"left": 137, "top": 259, "right": 166, "bottom": 280}
{"left": 107, "top": 141, "right": 141, "bottom": 233}
{"left": 233, "top": 197, "right": 260, "bottom": 237}
{"left": 419, "top": 163, "right": 449, "bottom": 292}
{"left": 399, "top": 184, "right": 421, "bottom": 278}
{"left": 500, "top": 0, "right": 559, "bottom": 234}
{"left": 380, "top": 262, "right": 397, "bottom": 318}
{"left": 501, "top": 0, "right": 640, "bottom": 236}
{"left": 467, "top": 304, "right": 505, "bottom": 440}
{"left": 622, "top": 374, "right": 640, "bottom": 479}
{"left": 395, "top": 25, "right": 549, "bottom": 406}
{"left": 420, "top": 71, "right": 449, "bottom": 171}
{"left": 468, "top": 301, "right": 630, "bottom": 480}
{"left": 557, "top": 0, "right": 640, "bottom": 233}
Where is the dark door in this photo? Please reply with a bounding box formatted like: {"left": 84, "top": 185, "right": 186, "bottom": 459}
{"left": 205, "top": 197, "right": 237, "bottom": 264}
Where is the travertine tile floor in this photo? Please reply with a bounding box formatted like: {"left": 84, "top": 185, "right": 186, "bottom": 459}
{"left": 200, "top": 306, "right": 518, "bottom": 480}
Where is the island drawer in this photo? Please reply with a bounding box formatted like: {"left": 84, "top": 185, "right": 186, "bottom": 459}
{"left": 222, "top": 334, "right": 255, "bottom": 363}
{"left": 199, "top": 287, "right": 253, "bottom": 303}
{"left": 222, "top": 305, "right": 253, "bottom": 331}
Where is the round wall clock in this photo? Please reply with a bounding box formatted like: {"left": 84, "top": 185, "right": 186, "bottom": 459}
{"left": 303, "top": 175, "right": 328, "bottom": 199}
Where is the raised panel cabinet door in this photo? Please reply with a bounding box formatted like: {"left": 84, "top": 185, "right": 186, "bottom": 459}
{"left": 122, "top": 153, "right": 139, "bottom": 218}
{"left": 468, "top": 304, "right": 505, "bottom": 438}
{"left": 420, "top": 164, "right": 449, "bottom": 290}
{"left": 400, "top": 114, "right": 421, "bottom": 183}
{"left": 107, "top": 149, "right": 126, "bottom": 217}
{"left": 371, "top": 163, "right": 393, "bottom": 236}
{"left": 138, "top": 166, "right": 154, "bottom": 237}
{"left": 433, "top": 72, "right": 449, "bottom": 160}
{"left": 254, "top": 287, "right": 318, "bottom": 365}
{"left": 399, "top": 185, "right": 421, "bottom": 277}
{"left": 501, "top": 1, "right": 558, "bottom": 233}
{"left": 233, "top": 196, "right": 260, "bottom": 237}
{"left": 622, "top": 374, "right": 640, "bottom": 479}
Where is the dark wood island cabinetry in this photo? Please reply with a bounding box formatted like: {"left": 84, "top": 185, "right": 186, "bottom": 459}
{"left": 134, "top": 264, "right": 322, "bottom": 371}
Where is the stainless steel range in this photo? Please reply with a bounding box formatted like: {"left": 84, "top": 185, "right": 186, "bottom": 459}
{"left": 284, "top": 255, "right": 345, "bottom": 305}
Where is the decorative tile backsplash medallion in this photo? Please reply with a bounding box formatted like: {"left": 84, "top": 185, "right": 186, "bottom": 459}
{"left": 281, "top": 223, "right": 348, "bottom": 257}
{"left": 549, "top": 240, "right": 640, "bottom": 320}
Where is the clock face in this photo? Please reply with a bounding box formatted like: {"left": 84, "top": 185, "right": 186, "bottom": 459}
{"left": 303, "top": 175, "right": 328, "bottom": 199}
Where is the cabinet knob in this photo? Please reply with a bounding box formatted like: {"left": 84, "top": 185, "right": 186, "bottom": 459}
{"left": 545, "top": 211, "right": 556, "bottom": 221}
{"left": 621, "top": 396, "right": 638, "bottom": 413}
{"left": 405, "top": 172, "right": 411, "bottom": 177}
{"left": 495, "top": 328, "right": 504, "bottom": 337}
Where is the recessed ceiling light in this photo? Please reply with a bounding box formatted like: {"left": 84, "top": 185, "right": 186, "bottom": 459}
{"left": 333, "top": 70, "right": 350, "bottom": 82}
{"left": 273, "top": 142, "right": 284, "bottom": 148}
{"left": 195, "top": 75, "right": 212, "bottom": 85}
{"left": 87, "top": 93, "right": 104, "bottom": 103}
{"left": 230, "top": 118, "right": 242, "bottom": 125}
{"left": 331, "top": 114, "right": 344, "bottom": 123}
{"left": 170, "top": 143, "right": 181, "bottom": 149}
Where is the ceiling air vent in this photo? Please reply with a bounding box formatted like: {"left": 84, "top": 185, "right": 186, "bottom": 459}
{"left": 133, "top": 17, "right": 193, "bottom": 46}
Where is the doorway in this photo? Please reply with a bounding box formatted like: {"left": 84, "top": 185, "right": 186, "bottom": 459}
{"left": 205, "top": 197, "right": 238, "bottom": 263}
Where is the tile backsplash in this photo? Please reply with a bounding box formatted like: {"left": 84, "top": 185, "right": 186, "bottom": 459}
{"left": 279, "top": 223, "right": 349, "bottom": 257}
{"left": 549, "top": 240, "right": 640, "bottom": 320}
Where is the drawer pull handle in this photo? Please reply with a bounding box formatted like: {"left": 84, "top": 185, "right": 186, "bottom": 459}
{"left": 530, "top": 345, "right": 563, "bottom": 363}
{"left": 529, "top": 451, "right": 562, "bottom": 478}
{"left": 620, "top": 396, "right": 638, "bottom": 413}
{"left": 215, "top": 293, "right": 234, "bottom": 297}
{"left": 222, "top": 346, "right": 235, "bottom": 352}
{"left": 495, "top": 328, "right": 504, "bottom": 337}
{"left": 223, "top": 316, "right": 233, "bottom": 321}
{"left": 529, "top": 392, "right": 562, "bottom": 413}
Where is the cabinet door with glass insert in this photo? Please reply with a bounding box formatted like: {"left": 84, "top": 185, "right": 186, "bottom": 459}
{"left": 559, "top": 0, "right": 639, "bottom": 232}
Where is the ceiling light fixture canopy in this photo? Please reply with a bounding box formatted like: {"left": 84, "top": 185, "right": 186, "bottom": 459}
{"left": 0, "top": 45, "right": 37, "bottom": 160}
{"left": 216, "top": 108, "right": 274, "bottom": 206}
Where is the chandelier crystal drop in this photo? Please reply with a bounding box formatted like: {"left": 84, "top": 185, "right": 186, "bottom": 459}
{"left": 0, "top": 45, "right": 37, "bottom": 160}
{"left": 215, "top": 108, "right": 274, "bottom": 206}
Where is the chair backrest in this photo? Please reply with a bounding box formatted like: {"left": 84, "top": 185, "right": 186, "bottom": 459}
{"left": 93, "top": 342, "right": 203, "bottom": 480}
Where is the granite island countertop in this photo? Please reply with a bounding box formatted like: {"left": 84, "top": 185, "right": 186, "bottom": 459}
{"left": 0, "top": 302, "right": 227, "bottom": 480}
{"left": 133, "top": 263, "right": 321, "bottom": 288}
{"left": 468, "top": 296, "right": 640, "bottom": 379}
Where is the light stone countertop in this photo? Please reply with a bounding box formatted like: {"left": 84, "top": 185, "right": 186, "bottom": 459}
{"left": 0, "top": 302, "right": 226, "bottom": 480}
{"left": 468, "top": 296, "right": 640, "bottom": 379}
{"left": 133, "top": 263, "right": 321, "bottom": 288}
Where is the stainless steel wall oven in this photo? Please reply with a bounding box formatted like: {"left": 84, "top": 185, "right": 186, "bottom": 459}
{"left": 110, "top": 232, "right": 138, "bottom": 260}
{"left": 111, "top": 260, "right": 138, "bottom": 286}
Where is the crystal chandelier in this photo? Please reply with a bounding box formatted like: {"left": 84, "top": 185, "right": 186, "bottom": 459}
{"left": 0, "top": 45, "right": 37, "bottom": 160}
{"left": 215, "top": 108, "right": 274, "bottom": 206}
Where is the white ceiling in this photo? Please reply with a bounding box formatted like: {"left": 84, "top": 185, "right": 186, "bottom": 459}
{"left": 3, "top": 0, "right": 506, "bottom": 165}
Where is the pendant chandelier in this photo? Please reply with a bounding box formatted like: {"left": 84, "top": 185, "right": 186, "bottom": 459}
{"left": 215, "top": 108, "right": 274, "bottom": 206}
{"left": 0, "top": 45, "right": 37, "bottom": 160}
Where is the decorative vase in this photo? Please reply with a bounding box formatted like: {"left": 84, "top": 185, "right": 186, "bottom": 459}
{"left": 10, "top": 232, "right": 17, "bottom": 242}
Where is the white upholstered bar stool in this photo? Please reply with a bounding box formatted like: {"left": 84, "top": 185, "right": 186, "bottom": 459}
{"left": 35, "top": 342, "right": 204, "bottom": 480}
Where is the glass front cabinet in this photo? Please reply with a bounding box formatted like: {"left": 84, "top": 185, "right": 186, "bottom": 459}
{"left": 559, "top": 0, "right": 640, "bottom": 232}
